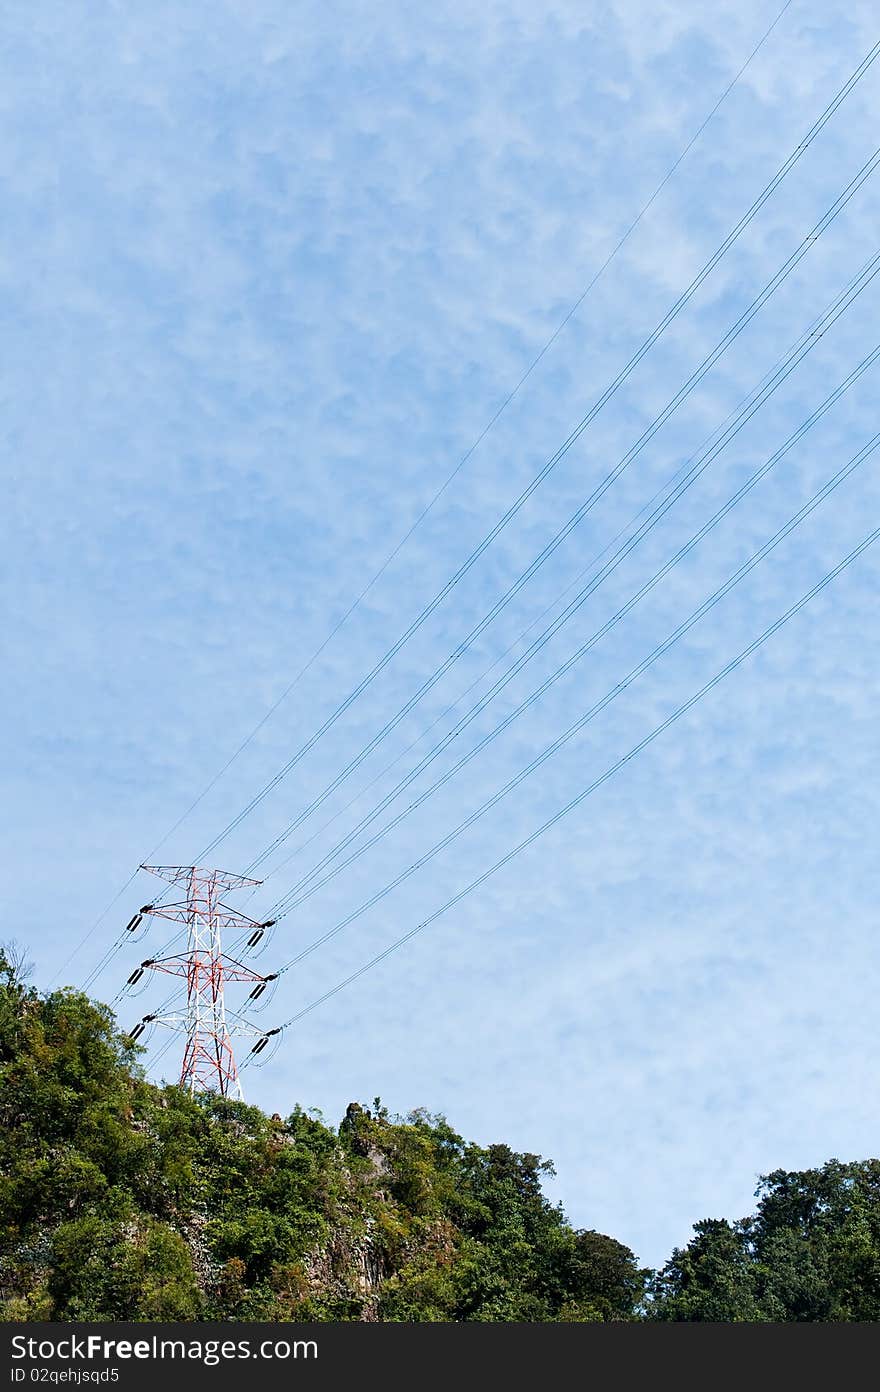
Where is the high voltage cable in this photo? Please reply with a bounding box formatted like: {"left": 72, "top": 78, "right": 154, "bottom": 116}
{"left": 238, "top": 145, "right": 880, "bottom": 881}
{"left": 58, "top": 0, "right": 796, "bottom": 989}
{"left": 263, "top": 335, "right": 880, "bottom": 924}
{"left": 96, "top": 157, "right": 880, "bottom": 997}
{"left": 143, "top": 0, "right": 799, "bottom": 846}
{"left": 133, "top": 278, "right": 866, "bottom": 977}
{"left": 259, "top": 518, "right": 880, "bottom": 1043}
{"left": 84, "top": 39, "right": 880, "bottom": 998}
{"left": 192, "top": 44, "right": 880, "bottom": 872}
{"left": 236, "top": 251, "right": 880, "bottom": 902}
{"left": 117, "top": 229, "right": 880, "bottom": 982}
{"left": 81, "top": 38, "right": 880, "bottom": 989}
{"left": 263, "top": 427, "right": 880, "bottom": 971}
{"left": 146, "top": 472, "right": 880, "bottom": 1054}
{"left": 140, "top": 384, "right": 880, "bottom": 985}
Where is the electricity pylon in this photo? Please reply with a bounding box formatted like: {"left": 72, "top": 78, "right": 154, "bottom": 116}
{"left": 125, "top": 864, "right": 276, "bottom": 1099}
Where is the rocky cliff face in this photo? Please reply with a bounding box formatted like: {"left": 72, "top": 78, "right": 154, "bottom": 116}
{"left": 302, "top": 1227, "right": 388, "bottom": 1320}
{"left": 297, "top": 1104, "right": 395, "bottom": 1320}
{"left": 292, "top": 1106, "right": 463, "bottom": 1320}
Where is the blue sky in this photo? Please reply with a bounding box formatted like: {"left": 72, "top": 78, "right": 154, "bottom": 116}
{"left": 3, "top": 0, "right": 880, "bottom": 1269}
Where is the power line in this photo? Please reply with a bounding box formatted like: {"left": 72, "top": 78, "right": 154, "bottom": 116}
{"left": 264, "top": 334, "right": 880, "bottom": 924}
{"left": 97, "top": 156, "right": 880, "bottom": 996}
{"left": 143, "top": 389, "right": 880, "bottom": 984}
{"left": 241, "top": 250, "right": 880, "bottom": 900}
{"left": 121, "top": 229, "right": 880, "bottom": 980}
{"left": 265, "top": 426, "right": 880, "bottom": 969}
{"left": 57, "top": 0, "right": 796, "bottom": 990}
{"left": 123, "top": 297, "right": 880, "bottom": 991}
{"left": 83, "top": 38, "right": 880, "bottom": 999}
{"left": 133, "top": 291, "right": 855, "bottom": 975}
{"left": 189, "top": 43, "right": 880, "bottom": 875}
{"left": 144, "top": 0, "right": 800, "bottom": 851}
{"left": 239, "top": 143, "right": 880, "bottom": 880}
{"left": 260, "top": 517, "right": 880, "bottom": 1042}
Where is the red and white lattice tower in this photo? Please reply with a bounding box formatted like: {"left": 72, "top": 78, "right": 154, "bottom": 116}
{"left": 129, "top": 864, "right": 275, "bottom": 1100}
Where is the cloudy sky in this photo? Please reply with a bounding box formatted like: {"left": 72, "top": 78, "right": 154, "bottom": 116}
{"left": 3, "top": 0, "right": 880, "bottom": 1268}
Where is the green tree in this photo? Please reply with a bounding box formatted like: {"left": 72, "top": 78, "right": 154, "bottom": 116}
{"left": 649, "top": 1161, "right": 880, "bottom": 1320}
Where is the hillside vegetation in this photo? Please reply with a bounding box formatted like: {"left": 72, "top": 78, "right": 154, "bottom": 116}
{"left": 1, "top": 949, "right": 878, "bottom": 1321}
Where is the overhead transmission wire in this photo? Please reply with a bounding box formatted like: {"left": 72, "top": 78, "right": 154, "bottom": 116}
{"left": 235, "top": 142, "right": 880, "bottom": 881}
{"left": 254, "top": 516, "right": 880, "bottom": 1048}
{"left": 102, "top": 139, "right": 880, "bottom": 998}
{"left": 255, "top": 396, "right": 880, "bottom": 972}
{"left": 57, "top": 0, "right": 796, "bottom": 991}
{"left": 261, "top": 331, "right": 880, "bottom": 925}
{"left": 136, "top": 265, "right": 859, "bottom": 975}
{"left": 128, "top": 111, "right": 880, "bottom": 1063}
{"left": 91, "top": 40, "right": 880, "bottom": 1007}
{"left": 138, "top": 300, "right": 880, "bottom": 985}
{"left": 213, "top": 48, "right": 880, "bottom": 873}
{"left": 230, "top": 248, "right": 880, "bottom": 902}
{"left": 182, "top": 2, "right": 813, "bottom": 857}
{"left": 147, "top": 421, "right": 880, "bottom": 1067}
{"left": 84, "top": 38, "right": 880, "bottom": 995}
{"left": 149, "top": 439, "right": 880, "bottom": 1065}
{"left": 123, "top": 265, "right": 879, "bottom": 1007}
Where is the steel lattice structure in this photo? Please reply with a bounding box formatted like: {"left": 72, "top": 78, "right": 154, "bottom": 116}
{"left": 126, "top": 864, "right": 276, "bottom": 1099}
